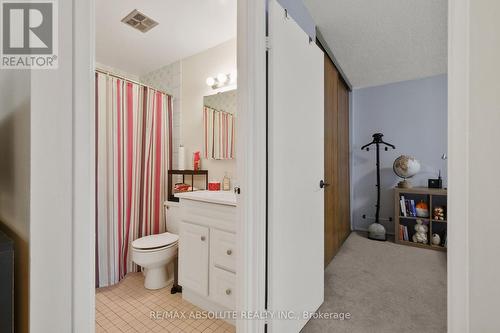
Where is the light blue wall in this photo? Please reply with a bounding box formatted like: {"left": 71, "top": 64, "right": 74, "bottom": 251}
{"left": 275, "top": 0, "right": 316, "bottom": 39}
{"left": 351, "top": 74, "right": 448, "bottom": 234}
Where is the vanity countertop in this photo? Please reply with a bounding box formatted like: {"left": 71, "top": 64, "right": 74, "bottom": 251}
{"left": 175, "top": 190, "right": 236, "bottom": 206}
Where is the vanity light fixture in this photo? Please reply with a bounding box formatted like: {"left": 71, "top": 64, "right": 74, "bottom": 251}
{"left": 206, "top": 73, "right": 232, "bottom": 89}
{"left": 205, "top": 77, "right": 216, "bottom": 87}
{"left": 217, "top": 73, "right": 229, "bottom": 84}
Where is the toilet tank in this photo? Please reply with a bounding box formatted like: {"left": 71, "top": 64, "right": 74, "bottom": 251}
{"left": 165, "top": 201, "right": 180, "bottom": 235}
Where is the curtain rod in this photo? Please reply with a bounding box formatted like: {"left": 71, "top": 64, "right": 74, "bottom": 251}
{"left": 203, "top": 105, "right": 234, "bottom": 116}
{"left": 95, "top": 68, "right": 173, "bottom": 98}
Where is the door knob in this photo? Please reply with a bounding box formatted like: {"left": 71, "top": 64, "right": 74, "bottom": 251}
{"left": 201, "top": 236, "right": 206, "bottom": 241}
{"left": 319, "top": 180, "right": 329, "bottom": 189}
{"left": 226, "top": 249, "right": 232, "bottom": 255}
{"left": 225, "top": 289, "right": 232, "bottom": 295}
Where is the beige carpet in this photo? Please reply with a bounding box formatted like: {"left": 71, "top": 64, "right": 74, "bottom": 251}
{"left": 301, "top": 232, "right": 447, "bottom": 333}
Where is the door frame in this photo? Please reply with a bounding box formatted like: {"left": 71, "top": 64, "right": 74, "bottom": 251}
{"left": 447, "top": 0, "right": 469, "bottom": 332}
{"left": 31, "top": 0, "right": 470, "bottom": 332}
{"left": 235, "top": 0, "right": 267, "bottom": 332}
{"left": 31, "top": 0, "right": 268, "bottom": 332}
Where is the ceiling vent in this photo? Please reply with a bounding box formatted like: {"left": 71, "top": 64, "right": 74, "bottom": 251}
{"left": 121, "top": 9, "right": 158, "bottom": 33}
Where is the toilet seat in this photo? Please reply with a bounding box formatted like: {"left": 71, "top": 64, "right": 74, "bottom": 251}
{"left": 132, "top": 232, "right": 179, "bottom": 251}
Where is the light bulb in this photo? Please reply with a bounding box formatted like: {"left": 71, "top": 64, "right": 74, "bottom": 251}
{"left": 206, "top": 77, "right": 216, "bottom": 86}
{"left": 217, "top": 73, "right": 228, "bottom": 85}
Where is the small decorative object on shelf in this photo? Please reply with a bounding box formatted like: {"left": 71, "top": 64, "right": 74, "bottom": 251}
{"left": 193, "top": 151, "right": 201, "bottom": 171}
{"left": 416, "top": 200, "right": 430, "bottom": 218}
{"left": 428, "top": 177, "right": 442, "bottom": 189}
{"left": 432, "top": 233, "right": 441, "bottom": 245}
{"left": 222, "top": 173, "right": 231, "bottom": 191}
{"left": 412, "top": 219, "right": 429, "bottom": 244}
{"left": 394, "top": 187, "right": 447, "bottom": 251}
{"left": 208, "top": 181, "right": 221, "bottom": 191}
{"left": 433, "top": 206, "right": 446, "bottom": 220}
{"left": 393, "top": 155, "right": 421, "bottom": 188}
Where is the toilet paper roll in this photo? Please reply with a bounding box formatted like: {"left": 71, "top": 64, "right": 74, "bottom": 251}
{"left": 178, "top": 146, "right": 185, "bottom": 170}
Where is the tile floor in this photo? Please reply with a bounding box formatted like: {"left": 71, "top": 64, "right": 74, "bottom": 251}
{"left": 96, "top": 273, "right": 235, "bottom": 333}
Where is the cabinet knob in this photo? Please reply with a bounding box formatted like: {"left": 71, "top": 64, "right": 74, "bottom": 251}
{"left": 225, "top": 288, "right": 232, "bottom": 295}
{"left": 201, "top": 236, "right": 206, "bottom": 241}
{"left": 226, "top": 249, "right": 232, "bottom": 255}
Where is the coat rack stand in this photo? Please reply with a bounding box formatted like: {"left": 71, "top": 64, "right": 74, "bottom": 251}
{"left": 361, "top": 133, "right": 395, "bottom": 241}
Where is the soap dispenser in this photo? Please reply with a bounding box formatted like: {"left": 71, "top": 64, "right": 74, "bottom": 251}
{"left": 222, "top": 173, "right": 231, "bottom": 191}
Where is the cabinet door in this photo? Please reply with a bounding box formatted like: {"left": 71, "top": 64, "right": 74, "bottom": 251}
{"left": 179, "top": 222, "right": 209, "bottom": 296}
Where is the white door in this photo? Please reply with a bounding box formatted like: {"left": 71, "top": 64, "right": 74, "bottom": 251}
{"left": 179, "top": 222, "right": 210, "bottom": 296}
{"left": 267, "top": 1, "right": 325, "bottom": 332}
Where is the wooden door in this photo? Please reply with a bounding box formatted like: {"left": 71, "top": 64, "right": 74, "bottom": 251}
{"left": 324, "top": 55, "right": 351, "bottom": 266}
{"left": 324, "top": 54, "right": 339, "bottom": 266}
{"left": 268, "top": 0, "right": 324, "bottom": 331}
{"left": 337, "top": 79, "right": 351, "bottom": 248}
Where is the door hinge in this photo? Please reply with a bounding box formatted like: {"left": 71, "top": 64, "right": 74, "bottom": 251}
{"left": 265, "top": 36, "right": 271, "bottom": 51}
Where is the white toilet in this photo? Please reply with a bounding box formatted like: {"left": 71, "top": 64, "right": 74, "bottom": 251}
{"left": 131, "top": 202, "right": 180, "bottom": 290}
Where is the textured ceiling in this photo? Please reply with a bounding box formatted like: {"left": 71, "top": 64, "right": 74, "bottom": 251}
{"left": 96, "top": 0, "right": 236, "bottom": 76}
{"left": 304, "top": 0, "right": 447, "bottom": 88}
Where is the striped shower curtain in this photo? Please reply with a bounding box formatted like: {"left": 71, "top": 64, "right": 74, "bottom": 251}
{"left": 203, "top": 106, "right": 235, "bottom": 160}
{"left": 95, "top": 72, "right": 173, "bottom": 288}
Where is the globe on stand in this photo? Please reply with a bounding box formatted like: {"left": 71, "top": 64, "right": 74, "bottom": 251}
{"left": 393, "top": 155, "right": 421, "bottom": 188}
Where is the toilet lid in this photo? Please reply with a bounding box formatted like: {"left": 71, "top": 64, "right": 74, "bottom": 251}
{"left": 132, "top": 232, "right": 179, "bottom": 250}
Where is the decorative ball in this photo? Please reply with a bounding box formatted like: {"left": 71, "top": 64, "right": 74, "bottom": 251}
{"left": 433, "top": 206, "right": 446, "bottom": 220}
{"left": 432, "top": 233, "right": 441, "bottom": 245}
{"left": 416, "top": 201, "right": 430, "bottom": 218}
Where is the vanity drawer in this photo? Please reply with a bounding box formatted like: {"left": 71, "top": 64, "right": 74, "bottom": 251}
{"left": 210, "top": 267, "right": 236, "bottom": 310}
{"left": 211, "top": 229, "right": 236, "bottom": 273}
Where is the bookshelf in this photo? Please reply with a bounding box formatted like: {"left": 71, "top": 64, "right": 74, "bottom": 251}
{"left": 394, "top": 187, "right": 447, "bottom": 252}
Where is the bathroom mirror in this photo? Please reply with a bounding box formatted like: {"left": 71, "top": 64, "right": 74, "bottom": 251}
{"left": 203, "top": 89, "right": 236, "bottom": 160}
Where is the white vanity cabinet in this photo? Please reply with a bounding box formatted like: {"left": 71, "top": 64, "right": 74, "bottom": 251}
{"left": 176, "top": 191, "right": 237, "bottom": 313}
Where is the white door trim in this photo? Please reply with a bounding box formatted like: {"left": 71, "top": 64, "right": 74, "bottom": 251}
{"left": 67, "top": 1, "right": 269, "bottom": 333}
{"left": 447, "top": 0, "right": 470, "bottom": 332}
{"left": 236, "top": 0, "right": 267, "bottom": 332}
{"left": 30, "top": 0, "right": 95, "bottom": 331}
{"left": 72, "top": 0, "right": 95, "bottom": 331}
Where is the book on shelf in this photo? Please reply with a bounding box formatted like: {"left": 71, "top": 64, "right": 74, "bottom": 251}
{"left": 399, "top": 196, "right": 419, "bottom": 218}
{"left": 410, "top": 200, "right": 417, "bottom": 217}
{"left": 399, "top": 225, "right": 409, "bottom": 241}
{"left": 400, "top": 196, "right": 407, "bottom": 217}
{"left": 405, "top": 200, "right": 411, "bottom": 216}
